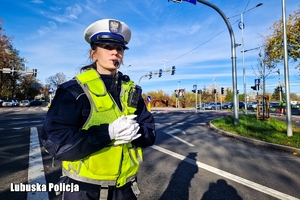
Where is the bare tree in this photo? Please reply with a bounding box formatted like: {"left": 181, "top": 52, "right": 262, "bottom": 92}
{"left": 46, "top": 72, "right": 67, "bottom": 89}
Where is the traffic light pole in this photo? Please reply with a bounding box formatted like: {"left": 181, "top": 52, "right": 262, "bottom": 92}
{"left": 197, "top": 0, "right": 239, "bottom": 124}
{"left": 0, "top": 68, "right": 37, "bottom": 76}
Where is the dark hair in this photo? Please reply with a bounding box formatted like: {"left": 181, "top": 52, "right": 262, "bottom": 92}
{"left": 80, "top": 44, "right": 98, "bottom": 72}
{"left": 80, "top": 62, "right": 97, "bottom": 72}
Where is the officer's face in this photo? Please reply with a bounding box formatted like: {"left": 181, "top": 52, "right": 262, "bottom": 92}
{"left": 91, "top": 44, "right": 124, "bottom": 75}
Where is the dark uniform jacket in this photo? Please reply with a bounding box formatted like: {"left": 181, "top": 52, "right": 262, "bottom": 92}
{"left": 41, "top": 72, "right": 156, "bottom": 162}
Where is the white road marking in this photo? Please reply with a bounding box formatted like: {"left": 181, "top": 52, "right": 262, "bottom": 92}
{"left": 27, "top": 127, "right": 49, "bottom": 200}
{"left": 151, "top": 145, "right": 299, "bottom": 200}
{"left": 164, "top": 128, "right": 194, "bottom": 147}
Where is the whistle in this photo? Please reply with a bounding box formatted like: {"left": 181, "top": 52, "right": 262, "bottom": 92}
{"left": 113, "top": 61, "right": 120, "bottom": 67}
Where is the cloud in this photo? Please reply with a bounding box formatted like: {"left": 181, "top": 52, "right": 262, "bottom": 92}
{"left": 31, "top": 0, "right": 44, "bottom": 4}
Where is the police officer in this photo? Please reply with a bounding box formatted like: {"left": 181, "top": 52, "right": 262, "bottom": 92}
{"left": 41, "top": 19, "right": 156, "bottom": 200}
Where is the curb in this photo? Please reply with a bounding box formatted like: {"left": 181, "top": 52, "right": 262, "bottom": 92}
{"left": 209, "top": 122, "right": 300, "bottom": 156}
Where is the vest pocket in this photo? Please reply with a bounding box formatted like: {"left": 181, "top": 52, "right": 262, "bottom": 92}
{"left": 128, "top": 147, "right": 143, "bottom": 166}
{"left": 83, "top": 146, "right": 123, "bottom": 177}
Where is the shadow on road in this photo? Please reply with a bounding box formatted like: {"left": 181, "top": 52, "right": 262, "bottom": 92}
{"left": 201, "top": 179, "right": 242, "bottom": 200}
{"left": 158, "top": 152, "right": 198, "bottom": 200}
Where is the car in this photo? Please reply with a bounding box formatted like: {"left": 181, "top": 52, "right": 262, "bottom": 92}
{"left": 20, "top": 100, "right": 30, "bottom": 107}
{"left": 196, "top": 103, "right": 207, "bottom": 110}
{"left": 2, "top": 100, "right": 14, "bottom": 107}
{"left": 30, "top": 99, "right": 43, "bottom": 106}
{"left": 222, "top": 103, "right": 230, "bottom": 109}
{"left": 247, "top": 102, "right": 256, "bottom": 108}
{"left": 227, "top": 102, "right": 245, "bottom": 109}
{"left": 12, "top": 100, "right": 19, "bottom": 106}
{"left": 270, "top": 102, "right": 280, "bottom": 108}
{"left": 205, "top": 102, "right": 221, "bottom": 110}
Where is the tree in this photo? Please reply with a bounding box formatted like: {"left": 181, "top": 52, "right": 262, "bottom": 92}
{"left": 263, "top": 6, "right": 300, "bottom": 71}
{"left": 17, "top": 74, "right": 41, "bottom": 100}
{"left": 46, "top": 72, "right": 67, "bottom": 89}
{"left": 0, "top": 19, "right": 27, "bottom": 99}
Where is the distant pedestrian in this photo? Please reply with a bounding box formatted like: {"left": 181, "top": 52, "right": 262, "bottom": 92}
{"left": 280, "top": 99, "right": 286, "bottom": 115}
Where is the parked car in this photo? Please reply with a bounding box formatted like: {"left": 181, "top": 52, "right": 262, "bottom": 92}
{"left": 0, "top": 98, "right": 3, "bottom": 107}
{"left": 2, "top": 100, "right": 14, "bottom": 107}
{"left": 227, "top": 102, "right": 245, "bottom": 109}
{"left": 222, "top": 103, "right": 230, "bottom": 109}
{"left": 20, "top": 100, "right": 30, "bottom": 107}
{"left": 12, "top": 100, "right": 19, "bottom": 106}
{"left": 30, "top": 99, "right": 43, "bottom": 106}
{"left": 205, "top": 102, "right": 221, "bottom": 110}
{"left": 247, "top": 101, "right": 256, "bottom": 108}
{"left": 196, "top": 103, "right": 207, "bottom": 110}
{"left": 270, "top": 102, "right": 280, "bottom": 108}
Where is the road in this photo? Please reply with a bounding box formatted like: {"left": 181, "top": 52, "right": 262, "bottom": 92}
{"left": 0, "top": 107, "right": 300, "bottom": 200}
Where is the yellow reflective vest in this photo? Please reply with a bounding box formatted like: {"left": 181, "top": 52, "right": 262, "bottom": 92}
{"left": 62, "top": 69, "right": 143, "bottom": 188}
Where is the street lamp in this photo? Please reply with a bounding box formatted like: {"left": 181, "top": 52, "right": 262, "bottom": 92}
{"left": 169, "top": 0, "right": 239, "bottom": 124}
{"left": 229, "top": 3, "right": 263, "bottom": 114}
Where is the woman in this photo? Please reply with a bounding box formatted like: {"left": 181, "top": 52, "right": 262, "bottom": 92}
{"left": 41, "top": 19, "right": 156, "bottom": 200}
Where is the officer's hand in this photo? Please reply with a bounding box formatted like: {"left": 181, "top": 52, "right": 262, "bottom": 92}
{"left": 108, "top": 115, "right": 139, "bottom": 140}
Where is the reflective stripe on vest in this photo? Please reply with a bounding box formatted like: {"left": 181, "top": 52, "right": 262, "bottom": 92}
{"left": 62, "top": 69, "right": 143, "bottom": 187}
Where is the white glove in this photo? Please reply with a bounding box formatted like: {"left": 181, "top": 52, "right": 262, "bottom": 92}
{"left": 109, "top": 115, "right": 141, "bottom": 143}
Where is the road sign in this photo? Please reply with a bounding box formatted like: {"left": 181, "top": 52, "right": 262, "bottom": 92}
{"left": 49, "top": 88, "right": 54, "bottom": 93}
{"left": 147, "top": 96, "right": 151, "bottom": 102}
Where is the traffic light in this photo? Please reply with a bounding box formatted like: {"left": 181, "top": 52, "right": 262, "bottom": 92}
{"left": 33, "top": 69, "right": 37, "bottom": 77}
{"left": 213, "top": 89, "right": 216, "bottom": 94}
{"left": 174, "top": 90, "right": 178, "bottom": 97}
{"left": 197, "top": 90, "right": 202, "bottom": 94}
{"left": 158, "top": 69, "right": 162, "bottom": 77}
{"left": 171, "top": 66, "right": 175, "bottom": 75}
{"left": 237, "top": 90, "right": 239, "bottom": 94}
{"left": 149, "top": 71, "right": 152, "bottom": 79}
{"left": 278, "top": 86, "right": 282, "bottom": 92}
{"left": 10, "top": 67, "right": 14, "bottom": 75}
{"left": 251, "top": 85, "right": 260, "bottom": 91}
{"left": 192, "top": 90, "right": 196, "bottom": 93}
{"left": 221, "top": 87, "right": 224, "bottom": 95}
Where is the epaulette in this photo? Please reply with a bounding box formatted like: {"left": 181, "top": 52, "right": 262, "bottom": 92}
{"left": 59, "top": 79, "right": 85, "bottom": 99}
{"left": 59, "top": 79, "right": 78, "bottom": 89}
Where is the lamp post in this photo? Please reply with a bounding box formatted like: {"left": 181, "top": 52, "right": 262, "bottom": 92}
{"left": 197, "top": 0, "right": 239, "bottom": 124}
{"left": 229, "top": 3, "right": 263, "bottom": 114}
{"left": 281, "top": 0, "right": 293, "bottom": 136}
{"left": 170, "top": 0, "right": 239, "bottom": 124}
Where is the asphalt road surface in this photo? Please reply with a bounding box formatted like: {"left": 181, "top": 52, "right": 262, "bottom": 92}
{"left": 0, "top": 107, "right": 300, "bottom": 200}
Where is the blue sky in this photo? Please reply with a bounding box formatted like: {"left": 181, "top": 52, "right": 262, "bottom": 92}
{"left": 1, "top": 0, "right": 299, "bottom": 96}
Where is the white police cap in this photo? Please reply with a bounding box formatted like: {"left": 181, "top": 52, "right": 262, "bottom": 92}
{"left": 84, "top": 19, "right": 131, "bottom": 49}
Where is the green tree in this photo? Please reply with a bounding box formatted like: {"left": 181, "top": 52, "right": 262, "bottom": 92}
{"left": 263, "top": 6, "right": 300, "bottom": 71}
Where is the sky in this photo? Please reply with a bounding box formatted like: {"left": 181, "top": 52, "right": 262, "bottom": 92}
{"left": 1, "top": 0, "right": 299, "bottom": 97}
